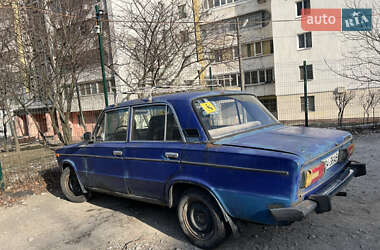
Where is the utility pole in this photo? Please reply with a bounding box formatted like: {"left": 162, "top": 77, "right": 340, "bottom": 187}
{"left": 209, "top": 67, "right": 213, "bottom": 90}
{"left": 236, "top": 17, "right": 245, "bottom": 91}
{"left": 95, "top": 2, "right": 109, "bottom": 107}
{"left": 303, "top": 60, "right": 309, "bottom": 127}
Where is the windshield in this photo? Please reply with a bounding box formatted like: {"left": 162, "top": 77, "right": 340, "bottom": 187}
{"left": 193, "top": 94, "right": 278, "bottom": 139}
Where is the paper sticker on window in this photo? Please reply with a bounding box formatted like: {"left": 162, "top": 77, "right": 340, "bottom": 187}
{"left": 200, "top": 102, "right": 217, "bottom": 114}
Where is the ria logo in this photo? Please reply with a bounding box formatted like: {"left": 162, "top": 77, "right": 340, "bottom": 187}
{"left": 342, "top": 9, "right": 372, "bottom": 31}
{"left": 301, "top": 8, "right": 372, "bottom": 31}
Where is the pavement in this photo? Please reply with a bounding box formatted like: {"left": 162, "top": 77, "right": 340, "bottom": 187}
{"left": 0, "top": 132, "right": 379, "bottom": 250}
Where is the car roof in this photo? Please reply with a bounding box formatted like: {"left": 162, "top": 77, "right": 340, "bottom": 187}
{"left": 105, "top": 90, "right": 242, "bottom": 110}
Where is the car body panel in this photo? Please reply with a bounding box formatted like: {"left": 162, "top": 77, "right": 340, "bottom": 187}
{"left": 125, "top": 142, "right": 183, "bottom": 200}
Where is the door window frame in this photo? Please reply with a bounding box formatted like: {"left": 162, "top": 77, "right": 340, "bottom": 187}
{"left": 92, "top": 107, "right": 130, "bottom": 143}
{"left": 129, "top": 103, "right": 186, "bottom": 143}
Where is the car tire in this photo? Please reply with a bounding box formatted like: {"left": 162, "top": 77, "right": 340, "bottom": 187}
{"left": 177, "top": 189, "right": 227, "bottom": 249}
{"left": 60, "top": 167, "right": 89, "bottom": 203}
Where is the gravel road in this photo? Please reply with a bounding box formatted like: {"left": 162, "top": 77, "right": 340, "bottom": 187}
{"left": 0, "top": 132, "right": 379, "bottom": 250}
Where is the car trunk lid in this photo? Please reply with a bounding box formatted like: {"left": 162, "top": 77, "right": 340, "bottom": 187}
{"left": 215, "top": 125, "right": 352, "bottom": 162}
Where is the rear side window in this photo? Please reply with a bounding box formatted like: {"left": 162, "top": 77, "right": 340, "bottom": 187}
{"left": 131, "top": 105, "right": 182, "bottom": 141}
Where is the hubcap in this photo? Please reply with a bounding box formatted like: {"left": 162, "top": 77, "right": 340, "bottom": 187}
{"left": 187, "top": 202, "right": 213, "bottom": 237}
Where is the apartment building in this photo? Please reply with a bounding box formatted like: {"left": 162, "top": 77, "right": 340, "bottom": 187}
{"left": 191, "top": 0, "right": 380, "bottom": 122}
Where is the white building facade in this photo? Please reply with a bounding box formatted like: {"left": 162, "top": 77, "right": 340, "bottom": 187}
{"left": 192, "top": 0, "right": 380, "bottom": 123}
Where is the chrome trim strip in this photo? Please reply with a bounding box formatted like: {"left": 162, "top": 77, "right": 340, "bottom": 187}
{"left": 60, "top": 153, "right": 124, "bottom": 160}
{"left": 59, "top": 153, "right": 180, "bottom": 164}
{"left": 127, "top": 157, "right": 180, "bottom": 164}
{"left": 59, "top": 154, "right": 288, "bottom": 175}
{"left": 303, "top": 137, "right": 353, "bottom": 166}
{"left": 181, "top": 160, "right": 289, "bottom": 175}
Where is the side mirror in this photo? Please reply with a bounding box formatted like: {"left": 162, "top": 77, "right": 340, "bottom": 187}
{"left": 83, "top": 132, "right": 92, "bottom": 142}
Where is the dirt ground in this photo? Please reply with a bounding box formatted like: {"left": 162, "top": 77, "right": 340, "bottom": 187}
{"left": 0, "top": 132, "right": 379, "bottom": 250}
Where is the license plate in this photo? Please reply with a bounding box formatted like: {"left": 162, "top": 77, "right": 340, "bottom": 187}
{"left": 323, "top": 151, "right": 339, "bottom": 170}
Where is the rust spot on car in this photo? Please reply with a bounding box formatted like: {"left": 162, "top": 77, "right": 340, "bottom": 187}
{"left": 206, "top": 143, "right": 222, "bottom": 149}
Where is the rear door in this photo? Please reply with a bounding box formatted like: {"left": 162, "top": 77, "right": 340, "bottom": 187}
{"left": 125, "top": 104, "right": 184, "bottom": 200}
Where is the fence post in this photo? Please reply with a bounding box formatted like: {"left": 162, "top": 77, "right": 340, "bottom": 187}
{"left": 0, "top": 161, "right": 4, "bottom": 192}
{"left": 303, "top": 60, "right": 309, "bottom": 127}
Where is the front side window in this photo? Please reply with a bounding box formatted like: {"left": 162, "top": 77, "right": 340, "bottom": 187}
{"left": 131, "top": 105, "right": 182, "bottom": 141}
{"left": 94, "top": 113, "right": 105, "bottom": 141}
{"left": 194, "top": 95, "right": 278, "bottom": 139}
{"left": 104, "top": 108, "right": 129, "bottom": 141}
{"left": 94, "top": 108, "right": 129, "bottom": 142}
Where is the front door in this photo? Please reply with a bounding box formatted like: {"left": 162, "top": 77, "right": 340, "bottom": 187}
{"left": 84, "top": 108, "right": 130, "bottom": 193}
{"left": 126, "top": 104, "right": 184, "bottom": 200}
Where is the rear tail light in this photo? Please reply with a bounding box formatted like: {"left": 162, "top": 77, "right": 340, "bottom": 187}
{"left": 347, "top": 144, "right": 355, "bottom": 157}
{"left": 301, "top": 162, "right": 325, "bottom": 188}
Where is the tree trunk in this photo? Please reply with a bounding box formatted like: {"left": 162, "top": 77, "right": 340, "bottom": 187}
{"left": 1, "top": 109, "right": 8, "bottom": 152}
{"left": 9, "top": 117, "right": 20, "bottom": 152}
{"left": 373, "top": 108, "right": 376, "bottom": 127}
{"left": 75, "top": 81, "right": 87, "bottom": 133}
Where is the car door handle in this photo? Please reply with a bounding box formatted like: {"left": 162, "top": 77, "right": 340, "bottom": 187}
{"left": 113, "top": 150, "right": 123, "bottom": 156}
{"left": 165, "top": 152, "right": 179, "bottom": 159}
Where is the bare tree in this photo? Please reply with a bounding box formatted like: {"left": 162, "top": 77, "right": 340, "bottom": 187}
{"left": 333, "top": 88, "right": 355, "bottom": 127}
{"left": 8, "top": 0, "right": 98, "bottom": 145}
{"left": 110, "top": 0, "right": 225, "bottom": 90}
{"left": 333, "top": 1, "right": 380, "bottom": 86}
{"left": 0, "top": 4, "right": 20, "bottom": 152}
{"left": 368, "top": 89, "right": 380, "bottom": 126}
{"left": 359, "top": 90, "right": 372, "bottom": 124}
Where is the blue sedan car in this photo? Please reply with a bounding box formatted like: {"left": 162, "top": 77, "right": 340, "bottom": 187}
{"left": 56, "top": 91, "right": 366, "bottom": 249}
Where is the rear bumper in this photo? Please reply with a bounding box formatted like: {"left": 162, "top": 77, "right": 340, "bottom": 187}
{"left": 270, "top": 161, "right": 366, "bottom": 222}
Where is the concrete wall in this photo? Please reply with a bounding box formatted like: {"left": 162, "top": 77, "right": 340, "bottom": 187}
{"left": 277, "top": 87, "right": 380, "bottom": 122}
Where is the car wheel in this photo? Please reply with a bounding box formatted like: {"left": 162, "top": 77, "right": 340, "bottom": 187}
{"left": 60, "top": 167, "right": 89, "bottom": 203}
{"left": 177, "top": 189, "right": 227, "bottom": 249}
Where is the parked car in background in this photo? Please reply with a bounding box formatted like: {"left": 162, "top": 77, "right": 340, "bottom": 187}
{"left": 56, "top": 91, "right": 366, "bottom": 249}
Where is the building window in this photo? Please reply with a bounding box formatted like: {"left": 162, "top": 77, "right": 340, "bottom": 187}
{"left": 240, "top": 10, "right": 270, "bottom": 29}
{"left": 245, "top": 68, "right": 275, "bottom": 85}
{"left": 298, "top": 32, "right": 312, "bottom": 49}
{"left": 208, "top": 73, "right": 241, "bottom": 87}
{"left": 296, "top": 0, "right": 310, "bottom": 17}
{"left": 300, "top": 96, "right": 315, "bottom": 112}
{"left": 178, "top": 4, "right": 186, "bottom": 19}
{"left": 213, "top": 46, "right": 239, "bottom": 63}
{"left": 241, "top": 39, "right": 273, "bottom": 58}
{"left": 180, "top": 30, "right": 189, "bottom": 43}
{"left": 204, "top": 0, "right": 241, "bottom": 9}
{"left": 78, "top": 80, "right": 116, "bottom": 97}
{"left": 266, "top": 68, "right": 274, "bottom": 83}
{"left": 299, "top": 64, "right": 313, "bottom": 80}
{"left": 200, "top": 10, "right": 270, "bottom": 37}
